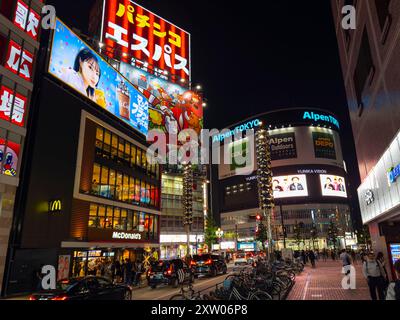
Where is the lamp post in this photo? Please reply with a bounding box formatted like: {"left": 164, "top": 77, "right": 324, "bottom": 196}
{"left": 216, "top": 228, "right": 224, "bottom": 247}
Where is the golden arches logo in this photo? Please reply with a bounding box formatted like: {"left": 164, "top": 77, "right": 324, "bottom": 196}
{"left": 49, "top": 200, "right": 62, "bottom": 212}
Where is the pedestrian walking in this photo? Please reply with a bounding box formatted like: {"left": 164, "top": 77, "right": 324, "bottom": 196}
{"left": 362, "top": 252, "right": 387, "bottom": 300}
{"left": 376, "top": 252, "right": 389, "bottom": 290}
{"left": 123, "top": 259, "right": 133, "bottom": 286}
{"left": 386, "top": 259, "right": 400, "bottom": 300}
{"left": 115, "top": 261, "right": 122, "bottom": 283}
{"left": 309, "top": 250, "right": 316, "bottom": 268}
{"left": 340, "top": 249, "right": 352, "bottom": 275}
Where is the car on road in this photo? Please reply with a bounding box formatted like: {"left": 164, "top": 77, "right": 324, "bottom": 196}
{"left": 29, "top": 276, "right": 132, "bottom": 300}
{"left": 147, "top": 259, "right": 194, "bottom": 289}
{"left": 190, "top": 254, "right": 228, "bottom": 277}
{"left": 234, "top": 252, "right": 248, "bottom": 266}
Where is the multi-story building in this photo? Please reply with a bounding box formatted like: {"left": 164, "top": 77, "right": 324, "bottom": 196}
{"left": 332, "top": 0, "right": 400, "bottom": 276}
{"left": 0, "top": 0, "right": 44, "bottom": 296}
{"left": 159, "top": 166, "right": 207, "bottom": 259}
{"left": 213, "top": 108, "right": 354, "bottom": 252}
{"left": 2, "top": 18, "right": 161, "bottom": 296}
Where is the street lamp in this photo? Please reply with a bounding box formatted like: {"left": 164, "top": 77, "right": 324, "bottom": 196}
{"left": 216, "top": 228, "right": 224, "bottom": 240}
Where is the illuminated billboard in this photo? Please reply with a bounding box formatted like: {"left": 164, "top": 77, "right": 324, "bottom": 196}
{"left": 101, "top": 0, "right": 191, "bottom": 83}
{"left": 119, "top": 62, "right": 203, "bottom": 135}
{"left": 0, "top": 139, "right": 20, "bottom": 177}
{"left": 48, "top": 19, "right": 149, "bottom": 136}
{"left": 272, "top": 175, "right": 308, "bottom": 199}
{"left": 320, "top": 175, "right": 347, "bottom": 198}
{"left": 313, "top": 132, "right": 336, "bottom": 160}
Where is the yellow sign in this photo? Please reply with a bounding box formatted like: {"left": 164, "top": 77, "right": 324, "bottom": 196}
{"left": 49, "top": 200, "right": 62, "bottom": 212}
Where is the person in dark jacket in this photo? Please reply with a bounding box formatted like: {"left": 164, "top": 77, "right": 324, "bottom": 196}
{"left": 386, "top": 259, "right": 400, "bottom": 300}
{"left": 309, "top": 251, "right": 316, "bottom": 268}
{"left": 123, "top": 259, "right": 133, "bottom": 285}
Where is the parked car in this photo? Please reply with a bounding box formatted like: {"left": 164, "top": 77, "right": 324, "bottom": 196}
{"left": 234, "top": 252, "right": 248, "bottom": 266}
{"left": 190, "top": 254, "right": 228, "bottom": 277}
{"left": 29, "top": 276, "right": 132, "bottom": 301}
{"left": 147, "top": 259, "right": 194, "bottom": 289}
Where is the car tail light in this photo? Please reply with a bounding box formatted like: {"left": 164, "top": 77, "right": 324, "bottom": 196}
{"left": 28, "top": 296, "right": 37, "bottom": 301}
{"left": 190, "top": 261, "right": 196, "bottom": 267}
{"left": 205, "top": 259, "right": 212, "bottom": 265}
{"left": 51, "top": 295, "right": 68, "bottom": 301}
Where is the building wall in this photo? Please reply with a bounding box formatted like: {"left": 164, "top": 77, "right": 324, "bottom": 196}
{"left": 331, "top": 0, "right": 400, "bottom": 182}
{"left": 0, "top": 0, "right": 43, "bottom": 295}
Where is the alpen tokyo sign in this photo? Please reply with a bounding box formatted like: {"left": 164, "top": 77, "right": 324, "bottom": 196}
{"left": 303, "top": 111, "right": 340, "bottom": 129}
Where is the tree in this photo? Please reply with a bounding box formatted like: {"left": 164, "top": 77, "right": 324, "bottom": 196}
{"left": 294, "top": 221, "right": 304, "bottom": 250}
{"left": 256, "top": 222, "right": 268, "bottom": 252}
{"left": 310, "top": 224, "right": 318, "bottom": 250}
{"left": 204, "top": 215, "right": 218, "bottom": 250}
{"left": 328, "top": 220, "right": 339, "bottom": 250}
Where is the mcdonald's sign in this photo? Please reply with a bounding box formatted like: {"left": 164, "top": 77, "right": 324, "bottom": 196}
{"left": 49, "top": 200, "right": 62, "bottom": 213}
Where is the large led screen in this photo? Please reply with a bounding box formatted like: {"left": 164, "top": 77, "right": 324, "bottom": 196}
{"left": 272, "top": 175, "right": 308, "bottom": 199}
{"left": 48, "top": 19, "right": 149, "bottom": 136}
{"left": 320, "top": 174, "right": 347, "bottom": 198}
{"left": 389, "top": 244, "right": 400, "bottom": 265}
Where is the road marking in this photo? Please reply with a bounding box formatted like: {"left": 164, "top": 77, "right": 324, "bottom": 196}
{"left": 152, "top": 274, "right": 229, "bottom": 300}
{"left": 302, "top": 273, "right": 311, "bottom": 300}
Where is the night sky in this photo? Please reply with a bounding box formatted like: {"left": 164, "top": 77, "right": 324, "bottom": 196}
{"left": 46, "top": 0, "right": 362, "bottom": 228}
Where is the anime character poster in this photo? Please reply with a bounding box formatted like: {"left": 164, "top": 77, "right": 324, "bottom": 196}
{"left": 0, "top": 139, "right": 20, "bottom": 177}
{"left": 48, "top": 19, "right": 149, "bottom": 137}
{"left": 119, "top": 62, "right": 203, "bottom": 136}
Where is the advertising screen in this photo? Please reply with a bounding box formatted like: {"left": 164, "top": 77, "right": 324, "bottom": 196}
{"left": 102, "top": 0, "right": 191, "bottom": 83}
{"left": 48, "top": 19, "right": 149, "bottom": 136}
{"left": 389, "top": 244, "right": 400, "bottom": 265}
{"left": 269, "top": 132, "right": 297, "bottom": 161}
{"left": 272, "top": 175, "right": 308, "bottom": 199}
{"left": 320, "top": 175, "right": 347, "bottom": 198}
{"left": 313, "top": 132, "right": 336, "bottom": 160}
{"left": 119, "top": 62, "right": 203, "bottom": 135}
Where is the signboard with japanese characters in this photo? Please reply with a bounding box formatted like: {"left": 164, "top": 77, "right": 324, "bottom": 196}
{"left": 48, "top": 19, "right": 149, "bottom": 137}
{"left": 5, "top": 40, "right": 34, "bottom": 82}
{"left": 13, "top": 0, "right": 40, "bottom": 40}
{"left": 0, "top": 139, "right": 20, "bottom": 177}
{"left": 0, "top": 85, "right": 26, "bottom": 127}
{"left": 101, "top": 0, "right": 191, "bottom": 84}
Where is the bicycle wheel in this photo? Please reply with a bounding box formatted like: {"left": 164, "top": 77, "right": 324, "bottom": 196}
{"left": 169, "top": 294, "right": 186, "bottom": 300}
{"left": 250, "top": 291, "right": 272, "bottom": 300}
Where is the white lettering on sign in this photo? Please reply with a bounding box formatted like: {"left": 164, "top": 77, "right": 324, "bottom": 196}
{"left": 112, "top": 232, "right": 142, "bottom": 240}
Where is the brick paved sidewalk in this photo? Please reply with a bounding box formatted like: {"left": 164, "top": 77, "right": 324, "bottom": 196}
{"left": 287, "top": 260, "right": 371, "bottom": 300}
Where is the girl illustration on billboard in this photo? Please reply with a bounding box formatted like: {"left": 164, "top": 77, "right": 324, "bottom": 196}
{"left": 60, "top": 49, "right": 106, "bottom": 108}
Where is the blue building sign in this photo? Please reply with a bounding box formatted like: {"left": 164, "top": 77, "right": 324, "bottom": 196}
{"left": 388, "top": 164, "right": 400, "bottom": 185}
{"left": 303, "top": 111, "right": 340, "bottom": 129}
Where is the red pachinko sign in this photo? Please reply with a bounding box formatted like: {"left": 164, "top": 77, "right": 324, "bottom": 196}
{"left": 102, "top": 0, "right": 190, "bottom": 83}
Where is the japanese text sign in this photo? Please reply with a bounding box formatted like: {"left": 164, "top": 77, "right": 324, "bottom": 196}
{"left": 102, "top": 0, "right": 190, "bottom": 83}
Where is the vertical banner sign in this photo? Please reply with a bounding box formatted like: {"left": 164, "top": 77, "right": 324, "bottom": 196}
{"left": 269, "top": 133, "right": 297, "bottom": 160}
{"left": 312, "top": 132, "right": 337, "bottom": 160}
{"left": 102, "top": 0, "right": 191, "bottom": 84}
{"left": 57, "top": 255, "right": 71, "bottom": 281}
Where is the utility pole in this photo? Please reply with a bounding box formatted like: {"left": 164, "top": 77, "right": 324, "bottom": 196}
{"left": 280, "top": 204, "right": 286, "bottom": 249}
{"left": 182, "top": 163, "right": 194, "bottom": 260}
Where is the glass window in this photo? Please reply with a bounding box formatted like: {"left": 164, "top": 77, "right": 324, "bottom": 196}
{"left": 153, "top": 216, "right": 158, "bottom": 239}
{"left": 88, "top": 204, "right": 99, "bottom": 228}
{"left": 111, "top": 134, "right": 118, "bottom": 159}
{"left": 105, "top": 207, "right": 113, "bottom": 229}
{"left": 141, "top": 181, "right": 146, "bottom": 204}
{"left": 95, "top": 127, "right": 103, "bottom": 150}
{"left": 113, "top": 208, "right": 121, "bottom": 230}
{"left": 146, "top": 183, "right": 151, "bottom": 204}
{"left": 129, "top": 178, "right": 135, "bottom": 203}
{"left": 134, "top": 179, "right": 141, "bottom": 203}
{"left": 109, "top": 169, "right": 116, "bottom": 199}
{"left": 136, "top": 148, "right": 142, "bottom": 168}
{"left": 98, "top": 206, "right": 106, "bottom": 228}
{"left": 121, "top": 209, "right": 128, "bottom": 231}
{"left": 103, "top": 130, "right": 111, "bottom": 154}
{"left": 118, "top": 137, "right": 125, "bottom": 160}
{"left": 130, "top": 145, "right": 136, "bottom": 167}
{"left": 100, "top": 166, "right": 108, "bottom": 185}
{"left": 92, "top": 164, "right": 101, "bottom": 195}
{"left": 116, "top": 173, "right": 123, "bottom": 201}
{"left": 150, "top": 185, "right": 155, "bottom": 206}
{"left": 142, "top": 150, "right": 147, "bottom": 168}
{"left": 127, "top": 211, "right": 133, "bottom": 231}
{"left": 123, "top": 175, "right": 129, "bottom": 202}
{"left": 133, "top": 211, "right": 139, "bottom": 231}
{"left": 125, "top": 142, "right": 131, "bottom": 163}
